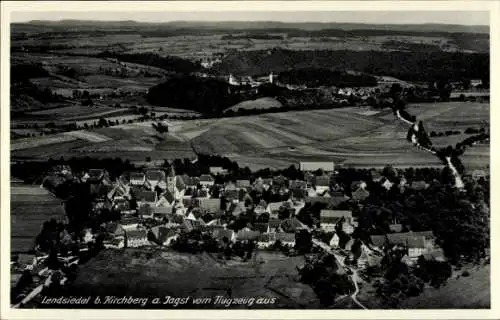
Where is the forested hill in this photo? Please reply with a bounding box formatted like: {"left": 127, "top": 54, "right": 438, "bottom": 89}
{"left": 18, "top": 20, "right": 490, "bottom": 34}
{"left": 213, "top": 49, "right": 489, "bottom": 82}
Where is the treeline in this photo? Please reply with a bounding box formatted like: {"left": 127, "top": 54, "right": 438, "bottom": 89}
{"left": 96, "top": 51, "right": 201, "bottom": 74}
{"left": 381, "top": 40, "right": 442, "bottom": 52}
{"left": 214, "top": 48, "right": 489, "bottom": 82}
{"left": 221, "top": 33, "right": 284, "bottom": 40}
{"left": 11, "top": 63, "right": 50, "bottom": 83}
{"left": 279, "top": 68, "right": 378, "bottom": 87}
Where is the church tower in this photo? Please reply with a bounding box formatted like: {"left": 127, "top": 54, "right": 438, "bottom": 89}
{"left": 166, "top": 166, "right": 176, "bottom": 193}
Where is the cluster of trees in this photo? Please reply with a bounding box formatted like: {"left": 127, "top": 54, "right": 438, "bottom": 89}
{"left": 375, "top": 247, "right": 452, "bottom": 306}
{"left": 298, "top": 253, "right": 355, "bottom": 306}
{"left": 429, "top": 130, "right": 462, "bottom": 137}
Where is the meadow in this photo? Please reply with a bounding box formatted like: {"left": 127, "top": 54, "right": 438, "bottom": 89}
{"left": 62, "top": 249, "right": 319, "bottom": 309}
{"left": 11, "top": 102, "right": 489, "bottom": 172}
{"left": 11, "top": 183, "right": 66, "bottom": 253}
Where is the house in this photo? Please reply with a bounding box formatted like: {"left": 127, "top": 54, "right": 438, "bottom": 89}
{"left": 289, "top": 180, "right": 307, "bottom": 189}
{"left": 280, "top": 217, "right": 306, "bottom": 233}
{"left": 370, "top": 231, "right": 435, "bottom": 253}
{"left": 145, "top": 169, "right": 165, "bottom": 190}
{"left": 194, "top": 198, "right": 221, "bottom": 214}
{"left": 121, "top": 217, "right": 142, "bottom": 231}
{"left": 357, "top": 245, "right": 382, "bottom": 269}
{"left": 236, "top": 179, "right": 251, "bottom": 190}
{"left": 408, "top": 236, "right": 427, "bottom": 260}
{"left": 410, "top": 181, "right": 429, "bottom": 191}
{"left": 290, "top": 187, "right": 307, "bottom": 200}
{"left": 236, "top": 230, "right": 261, "bottom": 242}
{"left": 299, "top": 162, "right": 335, "bottom": 172}
{"left": 305, "top": 194, "right": 348, "bottom": 207}
{"left": 421, "top": 248, "right": 446, "bottom": 262}
{"left": 351, "top": 187, "right": 370, "bottom": 202}
{"left": 276, "top": 232, "right": 296, "bottom": 247}
{"left": 254, "top": 201, "right": 268, "bottom": 215}
{"left": 329, "top": 233, "right": 340, "bottom": 247}
{"left": 262, "top": 178, "right": 273, "bottom": 190}
{"left": 273, "top": 175, "right": 288, "bottom": 187}
{"left": 112, "top": 196, "right": 130, "bottom": 213}
{"left": 212, "top": 229, "right": 236, "bottom": 243}
{"left": 155, "top": 227, "right": 179, "bottom": 246}
{"left": 87, "top": 169, "right": 111, "bottom": 184}
{"left": 128, "top": 172, "right": 144, "bottom": 186}
{"left": 389, "top": 221, "right": 403, "bottom": 233}
{"left": 152, "top": 206, "right": 172, "bottom": 220}
{"left": 257, "top": 233, "right": 274, "bottom": 248}
{"left": 183, "top": 175, "right": 200, "bottom": 189}
{"left": 267, "top": 202, "right": 284, "bottom": 218}
{"left": 199, "top": 174, "right": 215, "bottom": 187}
{"left": 157, "top": 190, "right": 175, "bottom": 207}
{"left": 381, "top": 177, "right": 394, "bottom": 191}
{"left": 253, "top": 222, "right": 270, "bottom": 234}
{"left": 17, "top": 253, "right": 37, "bottom": 271}
{"left": 370, "top": 170, "right": 383, "bottom": 183}
{"left": 105, "top": 222, "right": 125, "bottom": 237}
{"left": 126, "top": 230, "right": 149, "bottom": 248}
{"left": 320, "top": 210, "right": 355, "bottom": 233}
{"left": 314, "top": 175, "right": 330, "bottom": 194}
{"left": 229, "top": 202, "right": 246, "bottom": 217}
{"left": 209, "top": 167, "right": 227, "bottom": 175}
{"left": 268, "top": 218, "right": 282, "bottom": 233}
{"left": 136, "top": 190, "right": 157, "bottom": 207}
{"left": 471, "top": 169, "right": 487, "bottom": 181}
{"left": 104, "top": 236, "right": 125, "bottom": 249}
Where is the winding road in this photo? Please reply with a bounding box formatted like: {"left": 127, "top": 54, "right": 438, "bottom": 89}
{"left": 311, "top": 239, "right": 368, "bottom": 309}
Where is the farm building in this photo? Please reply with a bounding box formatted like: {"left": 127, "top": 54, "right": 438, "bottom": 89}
{"left": 320, "top": 210, "right": 355, "bottom": 233}
{"left": 471, "top": 169, "right": 487, "bottom": 181}
{"left": 370, "top": 231, "right": 435, "bottom": 254}
{"left": 299, "top": 162, "right": 335, "bottom": 172}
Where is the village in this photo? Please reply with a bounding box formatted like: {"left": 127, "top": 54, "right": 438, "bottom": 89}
{"left": 11, "top": 157, "right": 484, "bottom": 308}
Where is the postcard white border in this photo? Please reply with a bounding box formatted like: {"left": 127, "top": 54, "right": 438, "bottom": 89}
{"left": 1, "top": 1, "right": 499, "bottom": 319}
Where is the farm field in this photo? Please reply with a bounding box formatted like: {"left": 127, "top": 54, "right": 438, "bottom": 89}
{"left": 55, "top": 249, "right": 319, "bottom": 309}
{"left": 11, "top": 183, "right": 66, "bottom": 253}
{"left": 400, "top": 264, "right": 490, "bottom": 309}
{"left": 223, "top": 97, "right": 283, "bottom": 114}
{"left": 11, "top": 102, "right": 489, "bottom": 171}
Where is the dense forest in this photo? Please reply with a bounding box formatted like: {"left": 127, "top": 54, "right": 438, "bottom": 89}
{"left": 214, "top": 49, "right": 489, "bottom": 82}
{"left": 278, "top": 68, "right": 378, "bottom": 87}
{"left": 146, "top": 75, "right": 246, "bottom": 115}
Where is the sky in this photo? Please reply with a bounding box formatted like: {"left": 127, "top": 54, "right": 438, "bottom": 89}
{"left": 11, "top": 11, "right": 489, "bottom": 26}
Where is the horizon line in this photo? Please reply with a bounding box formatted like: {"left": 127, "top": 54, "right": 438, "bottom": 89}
{"left": 14, "top": 19, "right": 489, "bottom": 27}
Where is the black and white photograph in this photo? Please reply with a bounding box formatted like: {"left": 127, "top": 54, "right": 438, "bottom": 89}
{"left": 1, "top": 1, "right": 497, "bottom": 317}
